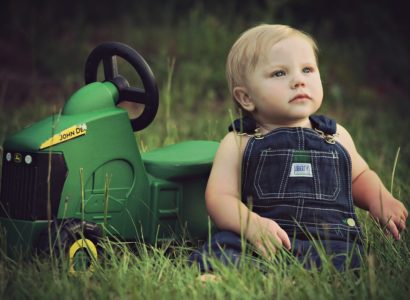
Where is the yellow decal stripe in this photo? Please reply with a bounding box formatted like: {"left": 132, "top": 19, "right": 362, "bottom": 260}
{"left": 40, "top": 124, "right": 87, "bottom": 149}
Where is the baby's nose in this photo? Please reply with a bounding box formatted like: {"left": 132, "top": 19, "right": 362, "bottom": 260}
{"left": 291, "top": 75, "right": 306, "bottom": 88}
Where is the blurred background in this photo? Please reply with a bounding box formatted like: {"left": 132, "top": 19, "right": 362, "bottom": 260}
{"left": 1, "top": 0, "right": 408, "bottom": 100}
{"left": 0, "top": 0, "right": 409, "bottom": 192}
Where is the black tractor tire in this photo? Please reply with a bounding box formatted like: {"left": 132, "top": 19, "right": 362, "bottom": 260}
{"left": 36, "top": 219, "right": 102, "bottom": 273}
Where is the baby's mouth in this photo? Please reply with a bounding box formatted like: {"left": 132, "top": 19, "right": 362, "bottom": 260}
{"left": 290, "top": 94, "right": 312, "bottom": 102}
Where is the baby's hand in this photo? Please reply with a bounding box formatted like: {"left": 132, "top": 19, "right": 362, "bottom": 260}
{"left": 245, "top": 214, "right": 291, "bottom": 257}
{"left": 369, "top": 196, "right": 408, "bottom": 240}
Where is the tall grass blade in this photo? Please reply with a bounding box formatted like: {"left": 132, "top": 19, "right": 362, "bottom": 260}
{"left": 390, "top": 147, "right": 400, "bottom": 195}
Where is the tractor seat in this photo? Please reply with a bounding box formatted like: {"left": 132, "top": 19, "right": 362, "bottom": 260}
{"left": 141, "top": 140, "right": 219, "bottom": 180}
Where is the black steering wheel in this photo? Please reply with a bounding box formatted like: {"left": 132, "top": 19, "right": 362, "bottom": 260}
{"left": 84, "top": 42, "right": 159, "bottom": 131}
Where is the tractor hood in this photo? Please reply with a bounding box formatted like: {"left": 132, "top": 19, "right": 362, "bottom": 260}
{"left": 3, "top": 108, "right": 124, "bottom": 152}
{"left": 3, "top": 82, "right": 121, "bottom": 152}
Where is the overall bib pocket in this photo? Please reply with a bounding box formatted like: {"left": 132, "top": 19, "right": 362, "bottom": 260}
{"left": 254, "top": 149, "right": 340, "bottom": 202}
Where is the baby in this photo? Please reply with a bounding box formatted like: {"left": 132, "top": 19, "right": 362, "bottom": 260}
{"left": 191, "top": 24, "right": 408, "bottom": 271}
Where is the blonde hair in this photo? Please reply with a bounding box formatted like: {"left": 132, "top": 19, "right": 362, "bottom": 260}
{"left": 226, "top": 24, "right": 318, "bottom": 109}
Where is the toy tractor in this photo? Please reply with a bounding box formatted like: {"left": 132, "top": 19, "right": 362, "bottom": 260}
{"left": 0, "top": 42, "right": 218, "bottom": 271}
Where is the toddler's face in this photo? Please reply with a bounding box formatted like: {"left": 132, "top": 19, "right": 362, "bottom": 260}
{"left": 242, "top": 36, "right": 323, "bottom": 126}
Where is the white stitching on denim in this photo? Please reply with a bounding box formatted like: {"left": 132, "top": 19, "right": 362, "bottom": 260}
{"left": 278, "top": 151, "right": 288, "bottom": 195}
{"left": 249, "top": 128, "right": 325, "bottom": 144}
{"left": 295, "top": 199, "right": 300, "bottom": 220}
{"left": 298, "top": 199, "right": 304, "bottom": 222}
{"left": 252, "top": 204, "right": 354, "bottom": 215}
{"left": 333, "top": 151, "right": 342, "bottom": 201}
{"left": 275, "top": 220, "right": 357, "bottom": 231}
{"left": 255, "top": 150, "right": 266, "bottom": 199}
{"left": 242, "top": 138, "right": 255, "bottom": 199}
{"left": 296, "top": 128, "right": 301, "bottom": 150}
{"left": 255, "top": 150, "right": 340, "bottom": 200}
{"left": 312, "top": 151, "right": 320, "bottom": 200}
{"left": 254, "top": 150, "right": 292, "bottom": 199}
{"left": 260, "top": 128, "right": 331, "bottom": 140}
{"left": 334, "top": 143, "right": 355, "bottom": 214}
{"left": 275, "top": 218, "right": 356, "bottom": 227}
{"left": 280, "top": 150, "right": 292, "bottom": 198}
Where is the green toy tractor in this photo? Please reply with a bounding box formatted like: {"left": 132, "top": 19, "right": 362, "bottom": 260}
{"left": 0, "top": 42, "right": 218, "bottom": 271}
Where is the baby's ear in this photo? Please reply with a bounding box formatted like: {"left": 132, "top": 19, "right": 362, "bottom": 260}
{"left": 233, "top": 87, "right": 255, "bottom": 112}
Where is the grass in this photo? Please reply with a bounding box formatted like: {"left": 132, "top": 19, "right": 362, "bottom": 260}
{"left": 1, "top": 4, "right": 410, "bottom": 299}
{"left": 0, "top": 227, "right": 409, "bottom": 299}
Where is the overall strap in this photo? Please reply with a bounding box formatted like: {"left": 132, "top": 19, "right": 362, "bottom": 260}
{"left": 228, "top": 115, "right": 337, "bottom": 135}
{"left": 228, "top": 116, "right": 257, "bottom": 134}
{"left": 309, "top": 115, "right": 337, "bottom": 135}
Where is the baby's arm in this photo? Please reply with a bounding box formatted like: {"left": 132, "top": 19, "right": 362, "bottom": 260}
{"left": 205, "top": 132, "right": 291, "bottom": 255}
{"left": 337, "top": 124, "right": 408, "bottom": 240}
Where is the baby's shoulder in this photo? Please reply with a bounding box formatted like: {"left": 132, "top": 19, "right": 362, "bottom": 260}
{"left": 219, "top": 132, "right": 250, "bottom": 155}
{"left": 335, "top": 123, "right": 354, "bottom": 141}
{"left": 334, "top": 123, "right": 357, "bottom": 153}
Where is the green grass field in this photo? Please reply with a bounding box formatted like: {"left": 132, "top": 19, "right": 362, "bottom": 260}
{"left": 1, "top": 3, "right": 410, "bottom": 299}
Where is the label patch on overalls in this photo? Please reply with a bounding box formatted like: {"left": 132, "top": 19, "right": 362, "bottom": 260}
{"left": 289, "top": 163, "right": 313, "bottom": 177}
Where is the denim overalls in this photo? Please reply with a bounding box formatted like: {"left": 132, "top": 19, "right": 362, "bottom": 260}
{"left": 190, "top": 115, "right": 363, "bottom": 271}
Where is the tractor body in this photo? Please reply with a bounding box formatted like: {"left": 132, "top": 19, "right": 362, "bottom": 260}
{"left": 0, "top": 80, "right": 218, "bottom": 258}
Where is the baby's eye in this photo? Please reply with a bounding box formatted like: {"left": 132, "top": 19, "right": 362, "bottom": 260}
{"left": 271, "top": 70, "right": 286, "bottom": 77}
{"left": 302, "top": 67, "right": 314, "bottom": 73}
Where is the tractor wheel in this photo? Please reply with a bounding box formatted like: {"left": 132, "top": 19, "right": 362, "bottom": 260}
{"left": 36, "top": 219, "right": 102, "bottom": 273}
